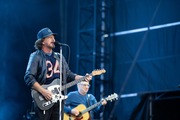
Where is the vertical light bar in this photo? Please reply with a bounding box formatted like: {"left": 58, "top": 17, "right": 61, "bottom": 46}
{"left": 100, "top": 0, "right": 105, "bottom": 119}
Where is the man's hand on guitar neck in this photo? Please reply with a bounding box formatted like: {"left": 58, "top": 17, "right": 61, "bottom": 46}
{"left": 84, "top": 73, "right": 92, "bottom": 82}
{"left": 33, "top": 82, "right": 52, "bottom": 101}
{"left": 75, "top": 74, "right": 92, "bottom": 82}
{"left": 101, "top": 99, "right": 107, "bottom": 106}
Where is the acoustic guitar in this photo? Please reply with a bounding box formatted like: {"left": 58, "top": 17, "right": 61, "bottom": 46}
{"left": 64, "top": 93, "right": 118, "bottom": 120}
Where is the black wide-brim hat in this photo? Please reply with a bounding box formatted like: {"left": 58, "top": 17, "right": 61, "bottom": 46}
{"left": 36, "top": 27, "right": 57, "bottom": 41}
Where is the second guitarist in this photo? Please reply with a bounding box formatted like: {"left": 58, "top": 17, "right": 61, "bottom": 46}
{"left": 24, "top": 27, "right": 92, "bottom": 120}
{"left": 64, "top": 80, "right": 107, "bottom": 120}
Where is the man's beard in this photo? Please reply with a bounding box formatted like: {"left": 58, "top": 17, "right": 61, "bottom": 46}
{"left": 47, "top": 43, "right": 55, "bottom": 49}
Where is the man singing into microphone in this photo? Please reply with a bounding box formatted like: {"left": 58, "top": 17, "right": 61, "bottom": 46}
{"left": 24, "top": 27, "right": 92, "bottom": 120}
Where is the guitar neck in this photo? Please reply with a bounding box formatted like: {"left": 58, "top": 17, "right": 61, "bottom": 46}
{"left": 81, "top": 101, "right": 102, "bottom": 115}
{"left": 80, "top": 93, "right": 117, "bottom": 115}
{"left": 61, "top": 73, "right": 92, "bottom": 91}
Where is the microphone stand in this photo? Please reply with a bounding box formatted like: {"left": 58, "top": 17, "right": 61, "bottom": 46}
{"left": 59, "top": 45, "right": 62, "bottom": 120}
{"left": 56, "top": 41, "right": 69, "bottom": 120}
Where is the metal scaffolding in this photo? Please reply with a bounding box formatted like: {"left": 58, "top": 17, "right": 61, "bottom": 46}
{"left": 76, "top": 0, "right": 114, "bottom": 119}
{"left": 76, "top": 0, "right": 97, "bottom": 94}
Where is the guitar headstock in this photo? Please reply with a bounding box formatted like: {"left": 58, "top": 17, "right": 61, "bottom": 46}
{"left": 91, "top": 69, "right": 106, "bottom": 76}
{"left": 105, "top": 93, "right": 118, "bottom": 102}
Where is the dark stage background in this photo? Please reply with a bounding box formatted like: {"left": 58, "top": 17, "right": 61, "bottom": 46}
{"left": 0, "top": 0, "right": 180, "bottom": 120}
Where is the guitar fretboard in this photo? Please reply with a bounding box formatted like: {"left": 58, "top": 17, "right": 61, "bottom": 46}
{"left": 81, "top": 101, "right": 102, "bottom": 115}
{"left": 61, "top": 74, "right": 92, "bottom": 91}
{"left": 80, "top": 93, "right": 118, "bottom": 115}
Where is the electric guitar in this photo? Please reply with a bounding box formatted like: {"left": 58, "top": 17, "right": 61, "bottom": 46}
{"left": 31, "top": 69, "right": 106, "bottom": 110}
{"left": 64, "top": 93, "right": 118, "bottom": 120}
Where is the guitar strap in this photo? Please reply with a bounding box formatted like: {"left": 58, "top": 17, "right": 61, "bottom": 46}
{"left": 87, "top": 94, "right": 91, "bottom": 107}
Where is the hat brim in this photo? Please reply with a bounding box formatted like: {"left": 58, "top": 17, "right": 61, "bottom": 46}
{"left": 36, "top": 33, "right": 57, "bottom": 41}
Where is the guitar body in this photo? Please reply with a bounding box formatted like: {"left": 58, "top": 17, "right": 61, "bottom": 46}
{"left": 64, "top": 104, "right": 90, "bottom": 120}
{"left": 31, "top": 79, "right": 67, "bottom": 110}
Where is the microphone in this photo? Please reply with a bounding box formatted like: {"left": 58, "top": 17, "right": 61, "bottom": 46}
{"left": 55, "top": 41, "right": 68, "bottom": 46}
